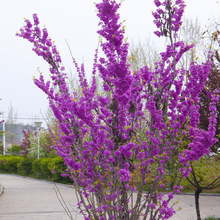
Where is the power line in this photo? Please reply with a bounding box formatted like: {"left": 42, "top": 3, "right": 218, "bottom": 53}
{"left": 0, "top": 116, "right": 46, "bottom": 120}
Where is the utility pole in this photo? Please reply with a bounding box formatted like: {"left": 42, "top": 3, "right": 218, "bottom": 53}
{"left": 3, "top": 112, "right": 6, "bottom": 155}
{"left": 34, "top": 121, "right": 42, "bottom": 160}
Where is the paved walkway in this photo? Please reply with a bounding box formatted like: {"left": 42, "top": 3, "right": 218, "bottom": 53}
{"left": 0, "top": 174, "right": 82, "bottom": 220}
{"left": 0, "top": 174, "right": 220, "bottom": 220}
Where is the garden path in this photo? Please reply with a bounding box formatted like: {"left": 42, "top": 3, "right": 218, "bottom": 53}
{"left": 0, "top": 174, "right": 220, "bottom": 220}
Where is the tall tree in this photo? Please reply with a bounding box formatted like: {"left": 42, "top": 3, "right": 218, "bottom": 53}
{"left": 6, "top": 104, "right": 18, "bottom": 146}
{"left": 128, "top": 38, "right": 160, "bottom": 72}
{"left": 17, "top": 0, "right": 218, "bottom": 219}
{"left": 19, "top": 130, "right": 32, "bottom": 156}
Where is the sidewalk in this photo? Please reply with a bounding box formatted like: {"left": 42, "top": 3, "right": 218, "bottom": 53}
{"left": 0, "top": 174, "right": 82, "bottom": 220}
{"left": 0, "top": 173, "right": 220, "bottom": 220}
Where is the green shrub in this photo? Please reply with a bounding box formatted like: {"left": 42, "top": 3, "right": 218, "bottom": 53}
{"left": 32, "top": 158, "right": 53, "bottom": 178}
{"left": 0, "top": 145, "right": 3, "bottom": 155}
{"left": 0, "top": 155, "right": 71, "bottom": 184}
{"left": 4, "top": 156, "right": 23, "bottom": 173}
{"left": 31, "top": 157, "right": 71, "bottom": 183}
{"left": 17, "top": 158, "right": 34, "bottom": 175}
{"left": 40, "top": 158, "right": 53, "bottom": 178}
{"left": 32, "top": 159, "right": 42, "bottom": 174}
{"left": 6, "top": 145, "right": 22, "bottom": 155}
{"left": 0, "top": 156, "right": 8, "bottom": 171}
{"left": 49, "top": 157, "right": 69, "bottom": 182}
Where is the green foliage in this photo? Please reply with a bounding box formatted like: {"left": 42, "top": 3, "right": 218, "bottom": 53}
{"left": 180, "top": 157, "right": 220, "bottom": 193}
{"left": 188, "top": 157, "right": 220, "bottom": 186}
{"left": 35, "top": 157, "right": 71, "bottom": 183}
{"left": 0, "top": 155, "right": 23, "bottom": 172}
{"left": 28, "top": 130, "right": 56, "bottom": 158}
{"left": 203, "top": 217, "right": 219, "bottom": 220}
{"left": 0, "top": 155, "right": 8, "bottom": 171}
{"left": 0, "top": 155, "right": 71, "bottom": 183}
{"left": 32, "top": 159, "right": 41, "bottom": 174}
{"left": 17, "top": 157, "right": 34, "bottom": 175}
{"left": 4, "top": 156, "right": 22, "bottom": 172}
{"left": 6, "top": 145, "right": 22, "bottom": 155}
{"left": 39, "top": 158, "right": 54, "bottom": 178}
{"left": 0, "top": 145, "right": 3, "bottom": 155}
{"left": 49, "top": 157, "right": 71, "bottom": 183}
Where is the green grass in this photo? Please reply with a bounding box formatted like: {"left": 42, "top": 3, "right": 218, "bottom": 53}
{"left": 203, "top": 216, "right": 220, "bottom": 220}
{"left": 180, "top": 157, "right": 220, "bottom": 193}
{"left": 133, "top": 157, "right": 220, "bottom": 193}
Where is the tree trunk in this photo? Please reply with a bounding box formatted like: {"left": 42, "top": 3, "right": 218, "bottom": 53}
{"left": 195, "top": 187, "right": 203, "bottom": 220}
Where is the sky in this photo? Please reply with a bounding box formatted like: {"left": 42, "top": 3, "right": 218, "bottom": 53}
{"left": 0, "top": 0, "right": 220, "bottom": 126}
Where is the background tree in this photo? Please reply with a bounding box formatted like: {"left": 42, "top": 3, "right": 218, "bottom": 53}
{"left": 20, "top": 128, "right": 56, "bottom": 158}
{"left": 6, "top": 104, "right": 18, "bottom": 146}
{"left": 19, "top": 129, "right": 33, "bottom": 156}
{"left": 36, "top": 129, "right": 56, "bottom": 157}
{"left": 178, "top": 17, "right": 206, "bottom": 69}
{"left": 6, "top": 145, "right": 22, "bottom": 155}
{"left": 128, "top": 38, "right": 160, "bottom": 72}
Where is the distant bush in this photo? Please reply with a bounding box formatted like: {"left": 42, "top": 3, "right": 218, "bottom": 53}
{"left": 3, "top": 156, "right": 23, "bottom": 172}
{"left": 39, "top": 158, "right": 54, "bottom": 178}
{"left": 0, "top": 155, "right": 72, "bottom": 184}
{"left": 49, "top": 157, "right": 71, "bottom": 183}
{"left": 0, "top": 155, "right": 8, "bottom": 171}
{"left": 0, "top": 145, "right": 3, "bottom": 154}
{"left": 6, "top": 145, "right": 22, "bottom": 155}
{"left": 32, "top": 159, "right": 41, "bottom": 174}
{"left": 17, "top": 157, "right": 34, "bottom": 175}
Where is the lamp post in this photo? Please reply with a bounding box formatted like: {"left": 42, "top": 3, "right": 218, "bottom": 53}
{"left": 34, "top": 121, "right": 42, "bottom": 160}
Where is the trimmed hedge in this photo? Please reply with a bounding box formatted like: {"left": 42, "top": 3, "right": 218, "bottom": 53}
{"left": 0, "top": 155, "right": 23, "bottom": 173}
{"left": 17, "top": 158, "right": 34, "bottom": 175}
{"left": 0, "top": 155, "right": 72, "bottom": 184}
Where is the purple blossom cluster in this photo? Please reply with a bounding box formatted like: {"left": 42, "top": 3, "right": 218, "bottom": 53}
{"left": 153, "top": 0, "right": 185, "bottom": 37}
{"left": 17, "top": 0, "right": 218, "bottom": 219}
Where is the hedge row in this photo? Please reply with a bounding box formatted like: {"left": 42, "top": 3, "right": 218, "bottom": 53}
{"left": 0, "top": 155, "right": 72, "bottom": 183}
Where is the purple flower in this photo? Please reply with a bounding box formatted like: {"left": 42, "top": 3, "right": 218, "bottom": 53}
{"left": 118, "top": 169, "right": 131, "bottom": 182}
{"left": 154, "top": 0, "right": 162, "bottom": 7}
{"left": 168, "top": 192, "right": 174, "bottom": 200}
{"left": 33, "top": 13, "right": 39, "bottom": 25}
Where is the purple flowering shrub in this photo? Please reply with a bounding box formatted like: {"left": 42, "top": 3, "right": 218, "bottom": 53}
{"left": 17, "top": 0, "right": 219, "bottom": 219}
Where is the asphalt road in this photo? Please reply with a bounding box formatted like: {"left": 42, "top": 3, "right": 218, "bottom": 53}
{"left": 0, "top": 174, "right": 220, "bottom": 220}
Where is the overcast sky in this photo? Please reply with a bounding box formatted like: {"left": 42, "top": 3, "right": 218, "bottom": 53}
{"left": 0, "top": 0, "right": 220, "bottom": 126}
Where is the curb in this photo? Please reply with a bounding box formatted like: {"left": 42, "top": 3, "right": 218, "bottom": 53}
{"left": 178, "top": 192, "right": 220, "bottom": 197}
{"left": 0, "top": 184, "right": 4, "bottom": 197}
{"left": 0, "top": 173, "right": 73, "bottom": 188}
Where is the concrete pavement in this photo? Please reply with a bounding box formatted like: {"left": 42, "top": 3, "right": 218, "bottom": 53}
{"left": 0, "top": 174, "right": 82, "bottom": 220}
{"left": 0, "top": 173, "right": 220, "bottom": 220}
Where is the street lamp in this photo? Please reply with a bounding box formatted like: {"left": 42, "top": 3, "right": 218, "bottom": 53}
{"left": 34, "top": 121, "right": 42, "bottom": 159}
